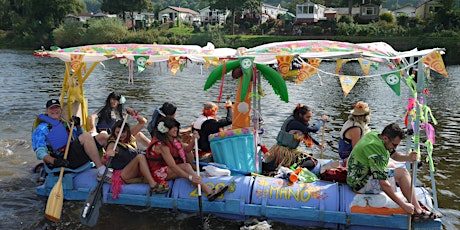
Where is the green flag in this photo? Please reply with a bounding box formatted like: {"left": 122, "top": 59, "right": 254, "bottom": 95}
{"left": 381, "top": 71, "right": 401, "bottom": 96}
{"left": 135, "top": 56, "right": 149, "bottom": 74}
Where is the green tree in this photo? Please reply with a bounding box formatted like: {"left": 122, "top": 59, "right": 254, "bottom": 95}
{"left": 7, "top": 0, "right": 85, "bottom": 46}
{"left": 101, "top": 0, "right": 152, "bottom": 30}
{"left": 205, "top": 0, "right": 262, "bottom": 35}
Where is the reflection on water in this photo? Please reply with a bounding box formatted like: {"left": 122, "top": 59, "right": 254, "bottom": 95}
{"left": 0, "top": 49, "right": 459, "bottom": 229}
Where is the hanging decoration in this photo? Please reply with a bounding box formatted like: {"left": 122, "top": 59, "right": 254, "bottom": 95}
{"left": 296, "top": 58, "right": 321, "bottom": 84}
{"left": 421, "top": 51, "right": 448, "bottom": 77}
{"left": 358, "top": 58, "right": 372, "bottom": 75}
{"left": 339, "top": 76, "right": 359, "bottom": 97}
{"left": 380, "top": 71, "right": 401, "bottom": 96}
{"left": 168, "top": 56, "right": 180, "bottom": 76}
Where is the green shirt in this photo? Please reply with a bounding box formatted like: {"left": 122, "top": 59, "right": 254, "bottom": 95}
{"left": 346, "top": 131, "right": 390, "bottom": 191}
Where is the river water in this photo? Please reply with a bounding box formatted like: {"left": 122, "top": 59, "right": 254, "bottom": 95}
{"left": 0, "top": 49, "right": 458, "bottom": 230}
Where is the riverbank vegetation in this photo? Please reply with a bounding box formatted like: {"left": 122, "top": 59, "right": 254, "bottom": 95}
{"left": 1, "top": 0, "right": 459, "bottom": 64}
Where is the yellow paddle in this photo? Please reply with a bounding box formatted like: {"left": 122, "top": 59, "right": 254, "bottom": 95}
{"left": 45, "top": 121, "right": 75, "bottom": 222}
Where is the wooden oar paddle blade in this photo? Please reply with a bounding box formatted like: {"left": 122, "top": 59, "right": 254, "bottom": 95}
{"left": 45, "top": 177, "right": 64, "bottom": 222}
{"left": 80, "top": 187, "right": 102, "bottom": 227}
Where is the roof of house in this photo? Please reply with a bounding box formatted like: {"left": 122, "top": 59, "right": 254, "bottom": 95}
{"left": 162, "top": 6, "right": 199, "bottom": 15}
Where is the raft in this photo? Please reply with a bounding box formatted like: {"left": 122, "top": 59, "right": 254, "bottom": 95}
{"left": 35, "top": 161, "right": 441, "bottom": 230}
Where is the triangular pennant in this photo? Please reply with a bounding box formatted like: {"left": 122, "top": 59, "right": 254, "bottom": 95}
{"left": 381, "top": 71, "right": 401, "bottom": 96}
{"left": 179, "top": 57, "right": 187, "bottom": 72}
{"left": 168, "top": 56, "right": 180, "bottom": 76}
{"left": 134, "top": 56, "right": 149, "bottom": 74}
{"left": 421, "top": 51, "right": 448, "bottom": 77}
{"left": 358, "top": 58, "right": 372, "bottom": 75}
{"left": 339, "top": 75, "right": 359, "bottom": 97}
{"left": 203, "top": 56, "right": 220, "bottom": 69}
{"left": 70, "top": 54, "right": 84, "bottom": 72}
{"left": 276, "top": 55, "right": 294, "bottom": 77}
{"left": 335, "top": 59, "right": 349, "bottom": 74}
{"left": 296, "top": 58, "right": 321, "bottom": 84}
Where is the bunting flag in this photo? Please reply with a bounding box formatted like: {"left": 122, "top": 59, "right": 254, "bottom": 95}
{"left": 168, "top": 56, "right": 180, "bottom": 76}
{"left": 339, "top": 75, "right": 359, "bottom": 96}
{"left": 381, "top": 71, "right": 401, "bottom": 96}
{"left": 179, "top": 57, "right": 187, "bottom": 72}
{"left": 203, "top": 56, "right": 220, "bottom": 69}
{"left": 70, "top": 54, "right": 84, "bottom": 72}
{"left": 335, "top": 59, "right": 349, "bottom": 74}
{"left": 134, "top": 56, "right": 149, "bottom": 74}
{"left": 371, "top": 62, "right": 379, "bottom": 70}
{"left": 296, "top": 58, "right": 321, "bottom": 84}
{"left": 421, "top": 51, "right": 448, "bottom": 77}
{"left": 276, "top": 55, "right": 294, "bottom": 77}
{"left": 358, "top": 58, "right": 372, "bottom": 75}
{"left": 119, "top": 58, "right": 128, "bottom": 67}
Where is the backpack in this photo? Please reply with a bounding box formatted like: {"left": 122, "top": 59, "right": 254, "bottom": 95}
{"left": 320, "top": 166, "right": 347, "bottom": 183}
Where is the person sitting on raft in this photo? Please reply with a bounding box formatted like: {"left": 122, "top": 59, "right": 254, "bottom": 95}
{"left": 120, "top": 117, "right": 228, "bottom": 199}
{"left": 192, "top": 101, "right": 233, "bottom": 162}
{"left": 338, "top": 101, "right": 371, "bottom": 166}
{"left": 32, "top": 99, "right": 110, "bottom": 181}
{"left": 91, "top": 91, "right": 125, "bottom": 134}
{"left": 102, "top": 107, "right": 149, "bottom": 186}
{"left": 263, "top": 104, "right": 328, "bottom": 172}
{"left": 146, "top": 102, "right": 178, "bottom": 138}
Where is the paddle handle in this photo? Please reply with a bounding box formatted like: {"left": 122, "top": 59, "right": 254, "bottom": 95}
{"left": 194, "top": 137, "right": 202, "bottom": 196}
{"left": 320, "top": 122, "right": 325, "bottom": 159}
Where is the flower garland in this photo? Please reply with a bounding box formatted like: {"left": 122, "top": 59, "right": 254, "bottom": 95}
{"left": 173, "top": 139, "right": 186, "bottom": 163}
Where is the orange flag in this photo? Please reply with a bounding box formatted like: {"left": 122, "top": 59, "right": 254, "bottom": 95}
{"left": 276, "top": 55, "right": 294, "bottom": 77}
{"left": 203, "top": 57, "right": 220, "bottom": 69}
{"left": 421, "top": 51, "right": 448, "bottom": 77}
{"left": 358, "top": 58, "right": 372, "bottom": 75}
{"left": 339, "top": 76, "right": 359, "bottom": 97}
{"left": 296, "top": 58, "right": 321, "bottom": 84}
{"left": 168, "top": 56, "right": 180, "bottom": 76}
{"left": 335, "top": 59, "right": 349, "bottom": 74}
{"left": 70, "top": 54, "right": 84, "bottom": 72}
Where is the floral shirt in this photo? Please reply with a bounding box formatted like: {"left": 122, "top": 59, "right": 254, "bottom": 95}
{"left": 346, "top": 131, "right": 390, "bottom": 192}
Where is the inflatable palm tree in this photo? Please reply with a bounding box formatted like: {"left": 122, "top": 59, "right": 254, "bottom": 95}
{"left": 204, "top": 57, "right": 289, "bottom": 128}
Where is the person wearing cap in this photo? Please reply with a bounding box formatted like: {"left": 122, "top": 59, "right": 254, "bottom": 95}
{"left": 346, "top": 123, "right": 442, "bottom": 220}
{"left": 32, "top": 99, "right": 110, "bottom": 181}
{"left": 338, "top": 101, "right": 371, "bottom": 166}
{"left": 263, "top": 104, "right": 328, "bottom": 172}
{"left": 192, "top": 101, "right": 233, "bottom": 162}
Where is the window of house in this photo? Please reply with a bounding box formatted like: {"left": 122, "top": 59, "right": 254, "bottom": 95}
{"left": 362, "top": 7, "right": 375, "bottom": 15}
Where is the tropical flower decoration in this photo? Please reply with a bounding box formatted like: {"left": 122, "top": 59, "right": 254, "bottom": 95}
{"left": 157, "top": 121, "right": 169, "bottom": 133}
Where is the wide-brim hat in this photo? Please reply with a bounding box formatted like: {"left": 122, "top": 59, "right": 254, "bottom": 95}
{"left": 351, "top": 101, "right": 370, "bottom": 116}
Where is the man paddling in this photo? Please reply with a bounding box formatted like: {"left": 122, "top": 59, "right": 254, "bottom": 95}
{"left": 32, "top": 99, "right": 111, "bottom": 181}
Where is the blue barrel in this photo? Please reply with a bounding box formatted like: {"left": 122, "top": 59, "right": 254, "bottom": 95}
{"left": 209, "top": 128, "right": 260, "bottom": 173}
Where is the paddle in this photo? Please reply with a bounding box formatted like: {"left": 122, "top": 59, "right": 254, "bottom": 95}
{"left": 45, "top": 121, "right": 75, "bottom": 222}
{"left": 320, "top": 121, "right": 326, "bottom": 159}
{"left": 194, "top": 136, "right": 205, "bottom": 229}
{"left": 80, "top": 113, "right": 128, "bottom": 227}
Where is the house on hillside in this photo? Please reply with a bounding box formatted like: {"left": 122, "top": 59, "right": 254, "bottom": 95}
{"left": 262, "top": 3, "right": 288, "bottom": 20}
{"left": 158, "top": 6, "right": 200, "bottom": 24}
{"left": 393, "top": 5, "right": 416, "bottom": 18}
{"left": 64, "top": 13, "right": 94, "bottom": 23}
{"left": 199, "top": 7, "right": 229, "bottom": 25}
{"left": 358, "top": 2, "right": 381, "bottom": 23}
{"left": 415, "top": 0, "right": 442, "bottom": 19}
{"left": 295, "top": 1, "right": 327, "bottom": 24}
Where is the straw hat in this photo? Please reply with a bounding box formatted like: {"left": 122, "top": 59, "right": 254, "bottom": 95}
{"left": 351, "top": 101, "right": 370, "bottom": 116}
